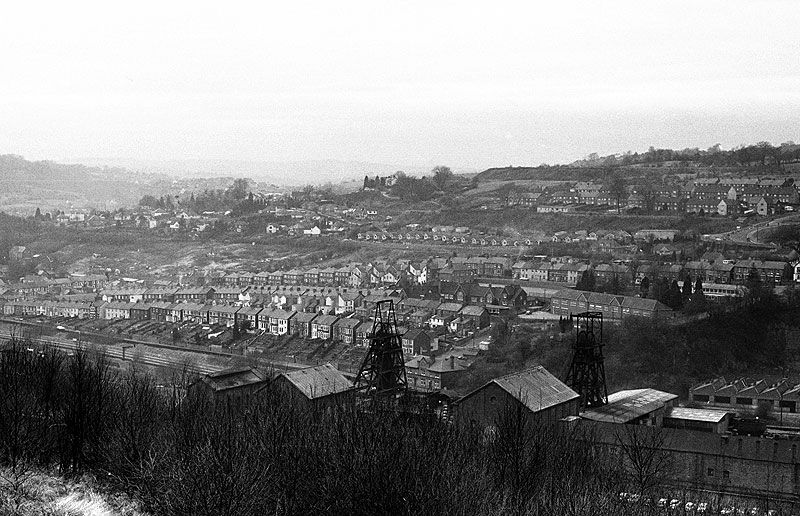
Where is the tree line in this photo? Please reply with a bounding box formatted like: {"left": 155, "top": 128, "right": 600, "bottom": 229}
{"left": 139, "top": 178, "right": 258, "bottom": 214}
{"left": 0, "top": 336, "right": 688, "bottom": 516}
{"left": 577, "top": 141, "right": 800, "bottom": 169}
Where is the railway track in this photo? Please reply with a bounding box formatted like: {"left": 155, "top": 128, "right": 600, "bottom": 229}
{"left": 0, "top": 330, "right": 224, "bottom": 376}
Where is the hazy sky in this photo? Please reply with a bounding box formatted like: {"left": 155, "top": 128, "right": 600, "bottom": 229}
{"left": 2, "top": 0, "right": 800, "bottom": 170}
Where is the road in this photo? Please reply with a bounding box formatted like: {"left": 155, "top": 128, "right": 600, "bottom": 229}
{"left": 703, "top": 213, "right": 800, "bottom": 247}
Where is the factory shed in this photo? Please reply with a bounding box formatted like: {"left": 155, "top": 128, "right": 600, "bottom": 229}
{"left": 270, "top": 363, "right": 354, "bottom": 410}
{"left": 456, "top": 365, "right": 579, "bottom": 430}
{"left": 580, "top": 388, "right": 678, "bottom": 426}
{"left": 662, "top": 407, "right": 732, "bottom": 434}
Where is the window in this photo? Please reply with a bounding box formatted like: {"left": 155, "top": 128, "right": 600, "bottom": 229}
{"left": 723, "top": 470, "right": 730, "bottom": 480}
{"left": 707, "top": 468, "right": 714, "bottom": 477}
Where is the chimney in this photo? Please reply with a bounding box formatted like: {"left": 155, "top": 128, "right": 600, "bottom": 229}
{"left": 449, "top": 356, "right": 455, "bottom": 369}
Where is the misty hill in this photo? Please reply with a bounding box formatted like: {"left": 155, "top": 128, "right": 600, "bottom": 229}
{"left": 71, "top": 157, "right": 445, "bottom": 185}
{"left": 0, "top": 154, "right": 170, "bottom": 215}
{"left": 475, "top": 141, "right": 800, "bottom": 182}
{"left": 475, "top": 166, "right": 614, "bottom": 182}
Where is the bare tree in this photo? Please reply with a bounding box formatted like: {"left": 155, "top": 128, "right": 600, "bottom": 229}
{"left": 614, "top": 423, "right": 674, "bottom": 496}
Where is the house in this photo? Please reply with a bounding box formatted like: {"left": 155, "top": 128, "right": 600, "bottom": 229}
{"left": 401, "top": 328, "right": 433, "bottom": 356}
{"left": 214, "top": 287, "right": 242, "bottom": 303}
{"left": 235, "top": 306, "right": 262, "bottom": 329}
{"left": 354, "top": 320, "right": 374, "bottom": 347}
{"left": 148, "top": 301, "right": 173, "bottom": 322}
{"left": 732, "top": 260, "right": 790, "bottom": 285}
{"left": 270, "top": 363, "right": 353, "bottom": 411}
{"left": 101, "top": 301, "right": 134, "bottom": 320}
{"left": 448, "top": 316, "right": 476, "bottom": 336}
{"left": 593, "top": 263, "right": 632, "bottom": 285}
{"left": 468, "top": 285, "right": 496, "bottom": 305}
{"left": 458, "top": 305, "right": 490, "bottom": 329}
{"left": 310, "top": 314, "right": 339, "bottom": 340}
{"left": 174, "top": 286, "right": 216, "bottom": 303}
{"left": 436, "top": 302, "right": 464, "bottom": 318}
{"left": 208, "top": 305, "right": 239, "bottom": 327}
{"left": 142, "top": 287, "right": 178, "bottom": 302}
{"left": 456, "top": 366, "right": 579, "bottom": 430}
{"left": 405, "top": 354, "right": 468, "bottom": 393}
{"left": 129, "top": 303, "right": 151, "bottom": 320}
{"left": 268, "top": 309, "right": 296, "bottom": 335}
{"left": 550, "top": 290, "right": 673, "bottom": 319}
{"left": 755, "top": 196, "right": 773, "bottom": 216}
{"left": 336, "top": 291, "right": 363, "bottom": 315}
{"left": 652, "top": 244, "right": 677, "bottom": 257}
{"left": 304, "top": 268, "right": 320, "bottom": 286}
{"left": 333, "top": 317, "right": 362, "bottom": 344}
{"left": 318, "top": 267, "right": 337, "bottom": 286}
{"left": 188, "top": 367, "right": 268, "bottom": 407}
{"left": 182, "top": 303, "right": 209, "bottom": 323}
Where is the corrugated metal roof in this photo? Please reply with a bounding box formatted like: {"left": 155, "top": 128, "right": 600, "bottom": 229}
{"left": 580, "top": 388, "right": 677, "bottom": 423}
{"left": 201, "top": 367, "right": 266, "bottom": 391}
{"left": 666, "top": 407, "right": 730, "bottom": 423}
{"left": 280, "top": 363, "right": 353, "bottom": 400}
{"left": 491, "top": 366, "right": 579, "bottom": 413}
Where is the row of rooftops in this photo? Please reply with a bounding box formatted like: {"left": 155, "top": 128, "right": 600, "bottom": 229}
{"left": 552, "top": 289, "right": 672, "bottom": 312}
{"left": 198, "top": 363, "right": 353, "bottom": 400}
{"left": 691, "top": 377, "right": 800, "bottom": 401}
{"left": 515, "top": 259, "right": 789, "bottom": 275}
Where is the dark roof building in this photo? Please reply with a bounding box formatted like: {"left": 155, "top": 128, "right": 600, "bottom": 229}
{"left": 188, "top": 367, "right": 268, "bottom": 407}
{"left": 457, "top": 365, "right": 579, "bottom": 430}
{"left": 271, "top": 363, "right": 353, "bottom": 410}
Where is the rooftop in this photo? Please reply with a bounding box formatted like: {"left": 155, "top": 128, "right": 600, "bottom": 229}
{"left": 665, "top": 407, "right": 731, "bottom": 423}
{"left": 580, "top": 388, "right": 678, "bottom": 423}
{"left": 465, "top": 365, "right": 578, "bottom": 414}
{"left": 279, "top": 363, "right": 353, "bottom": 400}
{"left": 198, "top": 367, "right": 267, "bottom": 392}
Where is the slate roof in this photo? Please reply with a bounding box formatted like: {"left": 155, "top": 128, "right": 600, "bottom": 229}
{"left": 462, "top": 365, "right": 578, "bottom": 414}
{"left": 279, "top": 363, "right": 353, "bottom": 400}
{"left": 198, "top": 367, "right": 267, "bottom": 392}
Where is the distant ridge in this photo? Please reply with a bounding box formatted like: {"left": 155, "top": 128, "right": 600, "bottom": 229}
{"left": 68, "top": 157, "right": 460, "bottom": 185}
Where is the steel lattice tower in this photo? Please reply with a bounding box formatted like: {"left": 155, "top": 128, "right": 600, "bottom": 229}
{"left": 565, "top": 311, "right": 608, "bottom": 408}
{"left": 354, "top": 300, "right": 408, "bottom": 398}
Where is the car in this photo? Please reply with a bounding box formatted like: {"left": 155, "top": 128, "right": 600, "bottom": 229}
{"left": 685, "top": 501, "right": 696, "bottom": 511}
{"left": 697, "top": 502, "right": 709, "bottom": 513}
{"left": 56, "top": 325, "right": 66, "bottom": 330}
{"left": 657, "top": 498, "right": 668, "bottom": 508}
{"left": 669, "top": 499, "right": 681, "bottom": 510}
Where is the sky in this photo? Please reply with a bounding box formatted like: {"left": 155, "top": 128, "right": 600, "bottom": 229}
{"left": 2, "top": 0, "right": 800, "bottom": 172}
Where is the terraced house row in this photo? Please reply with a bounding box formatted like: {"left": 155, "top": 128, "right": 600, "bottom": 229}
{"left": 513, "top": 258, "right": 792, "bottom": 287}
{"left": 1, "top": 293, "right": 495, "bottom": 340}
{"left": 550, "top": 289, "right": 674, "bottom": 319}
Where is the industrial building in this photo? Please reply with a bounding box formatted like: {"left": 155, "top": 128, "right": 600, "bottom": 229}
{"left": 456, "top": 365, "right": 580, "bottom": 430}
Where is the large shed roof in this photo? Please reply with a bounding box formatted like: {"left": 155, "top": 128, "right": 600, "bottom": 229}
{"left": 580, "top": 388, "right": 677, "bottom": 423}
{"left": 279, "top": 363, "right": 353, "bottom": 400}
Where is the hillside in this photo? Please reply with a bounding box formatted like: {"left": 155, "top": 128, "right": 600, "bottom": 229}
{"left": 0, "top": 155, "right": 167, "bottom": 215}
